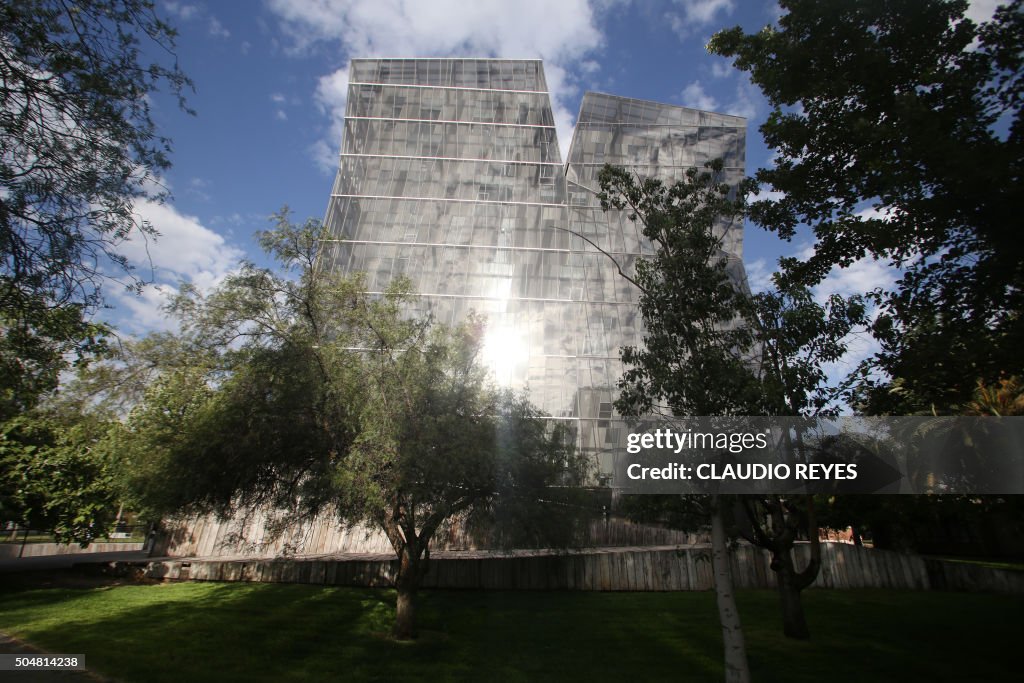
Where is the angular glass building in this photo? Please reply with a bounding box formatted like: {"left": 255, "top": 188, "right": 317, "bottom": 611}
{"left": 321, "top": 58, "right": 746, "bottom": 481}
{"left": 157, "top": 58, "right": 747, "bottom": 557}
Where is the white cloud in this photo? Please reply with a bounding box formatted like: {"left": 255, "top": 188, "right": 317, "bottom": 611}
{"left": 667, "top": 0, "right": 736, "bottom": 38}
{"left": 186, "top": 177, "right": 211, "bottom": 202}
{"left": 764, "top": 1, "right": 783, "bottom": 23}
{"left": 742, "top": 257, "right": 772, "bottom": 293}
{"left": 746, "top": 186, "right": 784, "bottom": 204}
{"left": 684, "top": 74, "right": 766, "bottom": 122}
{"left": 722, "top": 78, "right": 761, "bottom": 120}
{"left": 268, "top": 0, "right": 601, "bottom": 57}
{"left": 680, "top": 80, "right": 719, "bottom": 111}
{"left": 817, "top": 256, "right": 895, "bottom": 302}
{"left": 312, "top": 65, "right": 350, "bottom": 172}
{"left": 781, "top": 242, "right": 896, "bottom": 405}
{"left": 270, "top": 92, "right": 300, "bottom": 123}
{"left": 208, "top": 16, "right": 231, "bottom": 39}
{"left": 266, "top": 0, "right": 605, "bottom": 167}
{"left": 106, "top": 282, "right": 179, "bottom": 335}
{"left": 108, "top": 200, "right": 244, "bottom": 334}
{"left": 680, "top": 0, "right": 736, "bottom": 25}
{"left": 163, "top": 1, "right": 199, "bottom": 21}
{"left": 162, "top": 4, "right": 230, "bottom": 40}
{"left": 710, "top": 60, "right": 733, "bottom": 79}
{"left": 544, "top": 63, "right": 584, "bottom": 163}
{"left": 965, "top": 0, "right": 1001, "bottom": 24}
{"left": 791, "top": 237, "right": 898, "bottom": 307}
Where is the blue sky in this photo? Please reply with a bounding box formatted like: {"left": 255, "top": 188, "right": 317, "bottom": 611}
{"left": 111, "top": 0, "right": 1000, "bottom": 365}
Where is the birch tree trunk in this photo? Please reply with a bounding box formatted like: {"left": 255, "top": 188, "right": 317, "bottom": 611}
{"left": 710, "top": 494, "right": 751, "bottom": 683}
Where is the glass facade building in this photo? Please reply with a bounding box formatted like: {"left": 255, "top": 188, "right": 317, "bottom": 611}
{"left": 321, "top": 58, "right": 746, "bottom": 480}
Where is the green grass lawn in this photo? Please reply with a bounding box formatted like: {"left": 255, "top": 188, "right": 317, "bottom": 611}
{"left": 924, "top": 555, "right": 1024, "bottom": 572}
{"left": 0, "top": 580, "right": 1020, "bottom": 682}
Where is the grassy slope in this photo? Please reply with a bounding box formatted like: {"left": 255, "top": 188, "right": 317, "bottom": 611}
{"left": 0, "top": 582, "right": 1020, "bottom": 682}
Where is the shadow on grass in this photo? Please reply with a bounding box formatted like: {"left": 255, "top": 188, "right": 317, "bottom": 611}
{"left": 0, "top": 581, "right": 1022, "bottom": 682}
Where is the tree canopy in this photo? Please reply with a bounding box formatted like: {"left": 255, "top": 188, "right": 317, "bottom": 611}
{"left": 599, "top": 161, "right": 867, "bottom": 643}
{"left": 0, "top": 0, "right": 191, "bottom": 415}
{"left": 1, "top": 0, "right": 192, "bottom": 309}
{"left": 0, "top": 407, "right": 119, "bottom": 543}
{"left": 709, "top": 0, "right": 1024, "bottom": 413}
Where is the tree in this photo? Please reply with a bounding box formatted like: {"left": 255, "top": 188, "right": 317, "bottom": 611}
{"left": 709, "top": 0, "right": 1024, "bottom": 413}
{"left": 116, "top": 213, "right": 589, "bottom": 639}
{"left": 0, "top": 293, "right": 109, "bottom": 421}
{"left": 0, "top": 407, "right": 119, "bottom": 543}
{"left": 817, "top": 376, "right": 1024, "bottom": 557}
{"left": 598, "top": 161, "right": 866, "bottom": 646}
{"left": 598, "top": 162, "right": 755, "bottom": 682}
{"left": 0, "top": 0, "right": 192, "bottom": 404}
{"left": 737, "top": 285, "right": 865, "bottom": 639}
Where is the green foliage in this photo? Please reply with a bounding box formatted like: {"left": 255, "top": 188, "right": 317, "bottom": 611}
{"left": 709, "top": 0, "right": 1024, "bottom": 412}
{"left": 0, "top": 291, "right": 110, "bottom": 421}
{"left": 962, "top": 375, "right": 1024, "bottom": 416}
{"left": 55, "top": 331, "right": 201, "bottom": 418}
{"left": 115, "top": 211, "right": 591, "bottom": 636}
{"left": 0, "top": 0, "right": 193, "bottom": 312}
{"left": 598, "top": 161, "right": 869, "bottom": 640}
{"left": 0, "top": 409, "right": 118, "bottom": 543}
{"left": 0, "top": 0, "right": 191, "bottom": 431}
{"left": 117, "top": 211, "right": 589, "bottom": 548}
{"left": 819, "top": 494, "right": 1024, "bottom": 556}
{"left": 597, "top": 162, "right": 865, "bottom": 422}
{"left": 464, "top": 392, "right": 590, "bottom": 549}
{"left": 750, "top": 287, "right": 867, "bottom": 417}
{"left": 116, "top": 214, "right": 370, "bottom": 520}
{"left": 598, "top": 162, "right": 760, "bottom": 419}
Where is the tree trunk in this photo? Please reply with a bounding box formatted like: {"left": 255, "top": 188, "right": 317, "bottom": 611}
{"left": 393, "top": 579, "right": 417, "bottom": 640}
{"left": 710, "top": 495, "right": 751, "bottom": 683}
{"left": 774, "top": 550, "right": 811, "bottom": 640}
{"left": 392, "top": 541, "right": 423, "bottom": 640}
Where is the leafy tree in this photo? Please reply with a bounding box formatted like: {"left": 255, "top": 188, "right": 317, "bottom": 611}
{"left": 0, "top": 408, "right": 119, "bottom": 543}
{"left": 599, "top": 161, "right": 866, "bottom": 644}
{"left": 818, "top": 376, "right": 1024, "bottom": 557}
{"left": 598, "top": 161, "right": 755, "bottom": 681}
{"left": 0, "top": 0, "right": 192, "bottom": 309}
{"left": 53, "top": 331, "right": 200, "bottom": 419}
{"left": 0, "top": 293, "right": 109, "bottom": 421}
{"left": 0, "top": 324, "right": 192, "bottom": 539}
{"left": 116, "top": 214, "right": 589, "bottom": 639}
{"left": 0, "top": 0, "right": 191, "bottom": 415}
{"left": 709, "top": 0, "right": 1024, "bottom": 413}
{"left": 738, "top": 286, "right": 866, "bottom": 639}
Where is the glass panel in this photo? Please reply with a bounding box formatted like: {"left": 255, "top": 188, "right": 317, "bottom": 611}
{"left": 323, "top": 64, "right": 747, "bottom": 477}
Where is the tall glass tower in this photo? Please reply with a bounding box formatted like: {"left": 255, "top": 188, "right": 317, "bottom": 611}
{"left": 321, "top": 58, "right": 746, "bottom": 482}
{"left": 158, "top": 58, "right": 748, "bottom": 557}
{"left": 564, "top": 92, "right": 747, "bottom": 477}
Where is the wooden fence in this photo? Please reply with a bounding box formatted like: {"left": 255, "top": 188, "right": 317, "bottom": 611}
{"left": 138, "top": 542, "right": 1024, "bottom": 594}
{"left": 0, "top": 542, "right": 145, "bottom": 559}
{"left": 155, "top": 513, "right": 706, "bottom": 558}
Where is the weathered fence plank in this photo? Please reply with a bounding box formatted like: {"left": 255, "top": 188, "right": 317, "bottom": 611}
{"left": 132, "top": 543, "right": 1024, "bottom": 595}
